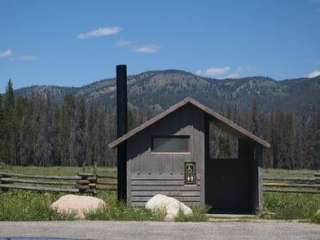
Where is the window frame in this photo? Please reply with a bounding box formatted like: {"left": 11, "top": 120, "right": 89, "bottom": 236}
{"left": 151, "top": 135, "right": 191, "bottom": 154}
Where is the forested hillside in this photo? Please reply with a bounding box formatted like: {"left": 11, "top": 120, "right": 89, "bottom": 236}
{"left": 1, "top": 70, "right": 320, "bottom": 169}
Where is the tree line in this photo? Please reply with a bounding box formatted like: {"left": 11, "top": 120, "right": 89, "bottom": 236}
{"left": 0, "top": 80, "right": 117, "bottom": 166}
{"left": 0, "top": 80, "right": 319, "bottom": 169}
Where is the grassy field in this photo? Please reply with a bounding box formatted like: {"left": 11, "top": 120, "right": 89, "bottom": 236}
{"left": 0, "top": 164, "right": 116, "bottom": 176}
{"left": 1, "top": 164, "right": 317, "bottom": 178}
{"left": 0, "top": 165, "right": 319, "bottom": 221}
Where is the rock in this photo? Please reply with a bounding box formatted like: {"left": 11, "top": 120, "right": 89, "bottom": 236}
{"left": 145, "top": 194, "right": 192, "bottom": 221}
{"left": 50, "top": 194, "right": 106, "bottom": 219}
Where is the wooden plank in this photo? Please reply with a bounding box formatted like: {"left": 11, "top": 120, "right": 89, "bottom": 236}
{"left": 76, "top": 180, "right": 90, "bottom": 185}
{"left": 131, "top": 180, "right": 186, "bottom": 186}
{"left": 97, "top": 181, "right": 117, "bottom": 186}
{"left": 263, "top": 177, "right": 317, "bottom": 182}
{"left": 131, "top": 196, "right": 200, "bottom": 202}
{"left": 0, "top": 184, "right": 79, "bottom": 193}
{"left": 264, "top": 183, "right": 320, "bottom": 189}
{"left": 0, "top": 178, "right": 74, "bottom": 186}
{"left": 131, "top": 185, "right": 199, "bottom": 191}
{"left": 264, "top": 188, "right": 320, "bottom": 194}
{"left": 131, "top": 174, "right": 199, "bottom": 180}
{"left": 131, "top": 191, "right": 200, "bottom": 197}
{"left": 131, "top": 202, "right": 200, "bottom": 208}
{"left": 97, "top": 175, "right": 117, "bottom": 180}
{"left": 0, "top": 172, "right": 81, "bottom": 180}
{"left": 258, "top": 166, "right": 263, "bottom": 212}
{"left": 78, "top": 173, "right": 95, "bottom": 177}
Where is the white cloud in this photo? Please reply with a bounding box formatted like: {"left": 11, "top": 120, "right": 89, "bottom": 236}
{"left": 195, "top": 69, "right": 202, "bottom": 76}
{"left": 18, "top": 55, "right": 37, "bottom": 61}
{"left": 205, "top": 66, "right": 230, "bottom": 76}
{"left": 134, "top": 44, "right": 160, "bottom": 53}
{"left": 226, "top": 73, "right": 241, "bottom": 78}
{"left": 196, "top": 66, "right": 231, "bottom": 77}
{"left": 308, "top": 69, "right": 320, "bottom": 78}
{"left": 0, "top": 49, "right": 13, "bottom": 58}
{"left": 78, "top": 26, "right": 121, "bottom": 39}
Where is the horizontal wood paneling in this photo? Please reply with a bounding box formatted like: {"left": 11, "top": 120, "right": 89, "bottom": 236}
{"left": 131, "top": 174, "right": 200, "bottom": 180}
{"left": 132, "top": 185, "right": 199, "bottom": 191}
{"left": 131, "top": 191, "right": 200, "bottom": 197}
{"left": 127, "top": 105, "right": 205, "bottom": 205}
{"left": 131, "top": 202, "right": 201, "bottom": 208}
{"left": 131, "top": 196, "right": 201, "bottom": 202}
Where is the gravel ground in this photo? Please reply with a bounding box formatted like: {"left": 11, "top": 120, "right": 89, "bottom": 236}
{"left": 0, "top": 221, "right": 319, "bottom": 240}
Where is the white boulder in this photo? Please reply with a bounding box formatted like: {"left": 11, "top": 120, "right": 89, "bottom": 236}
{"left": 50, "top": 194, "right": 106, "bottom": 219}
{"left": 145, "top": 194, "right": 192, "bottom": 221}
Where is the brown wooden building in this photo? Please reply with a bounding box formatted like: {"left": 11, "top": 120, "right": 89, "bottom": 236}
{"left": 109, "top": 97, "right": 270, "bottom": 214}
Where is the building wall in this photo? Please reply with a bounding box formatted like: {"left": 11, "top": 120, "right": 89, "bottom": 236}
{"left": 126, "top": 104, "right": 205, "bottom": 207}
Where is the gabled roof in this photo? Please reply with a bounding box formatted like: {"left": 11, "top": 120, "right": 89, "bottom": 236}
{"left": 109, "top": 97, "right": 271, "bottom": 149}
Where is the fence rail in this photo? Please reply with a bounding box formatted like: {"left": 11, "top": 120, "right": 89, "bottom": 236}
{"left": 1, "top": 171, "right": 319, "bottom": 195}
{"left": 0, "top": 172, "right": 99, "bottom": 194}
{"left": 263, "top": 172, "right": 320, "bottom": 194}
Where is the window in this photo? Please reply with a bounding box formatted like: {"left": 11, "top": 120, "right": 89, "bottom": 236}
{"left": 151, "top": 136, "right": 190, "bottom": 153}
{"left": 209, "top": 123, "right": 238, "bottom": 159}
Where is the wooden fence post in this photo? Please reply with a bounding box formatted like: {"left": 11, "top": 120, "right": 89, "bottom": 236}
{"left": 0, "top": 173, "right": 2, "bottom": 192}
{"left": 315, "top": 172, "right": 320, "bottom": 184}
{"left": 77, "top": 173, "right": 96, "bottom": 195}
{"left": 0, "top": 172, "right": 10, "bottom": 191}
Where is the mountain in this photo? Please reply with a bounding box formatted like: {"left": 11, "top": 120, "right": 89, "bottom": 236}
{"left": 15, "top": 69, "right": 320, "bottom": 114}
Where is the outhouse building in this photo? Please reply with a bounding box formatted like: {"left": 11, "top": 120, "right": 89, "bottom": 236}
{"left": 109, "top": 65, "right": 270, "bottom": 214}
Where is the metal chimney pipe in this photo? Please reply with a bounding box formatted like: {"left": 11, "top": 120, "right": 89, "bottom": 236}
{"left": 116, "top": 64, "right": 127, "bottom": 201}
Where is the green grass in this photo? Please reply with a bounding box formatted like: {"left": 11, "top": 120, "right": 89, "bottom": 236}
{"left": 0, "top": 191, "right": 75, "bottom": 221}
{"left": 86, "top": 191, "right": 166, "bottom": 221}
{"left": 0, "top": 190, "right": 209, "bottom": 221}
{"left": 1, "top": 165, "right": 316, "bottom": 179}
{"left": 311, "top": 210, "right": 320, "bottom": 223}
{"left": 263, "top": 168, "right": 317, "bottom": 178}
{"left": 0, "top": 191, "right": 166, "bottom": 221}
{"left": 1, "top": 166, "right": 319, "bottom": 221}
{"left": 175, "top": 206, "right": 209, "bottom": 222}
{"left": 263, "top": 192, "right": 320, "bottom": 220}
{"left": 0, "top": 164, "right": 116, "bottom": 177}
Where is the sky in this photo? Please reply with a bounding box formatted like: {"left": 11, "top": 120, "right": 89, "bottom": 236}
{"left": 0, "top": 0, "right": 320, "bottom": 91}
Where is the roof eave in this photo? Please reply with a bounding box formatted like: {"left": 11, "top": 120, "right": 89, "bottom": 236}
{"left": 109, "top": 97, "right": 271, "bottom": 149}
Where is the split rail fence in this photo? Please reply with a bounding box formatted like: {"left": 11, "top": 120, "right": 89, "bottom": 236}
{"left": 0, "top": 172, "right": 116, "bottom": 195}
{"left": 263, "top": 172, "right": 320, "bottom": 194}
{"left": 0, "top": 171, "right": 319, "bottom": 194}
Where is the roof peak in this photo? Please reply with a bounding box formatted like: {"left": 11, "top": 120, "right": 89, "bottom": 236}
{"left": 109, "top": 97, "right": 271, "bottom": 149}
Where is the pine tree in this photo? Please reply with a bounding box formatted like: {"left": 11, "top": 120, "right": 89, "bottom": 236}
{"left": 3, "top": 80, "right": 17, "bottom": 164}
{"left": 251, "top": 97, "right": 258, "bottom": 134}
{"left": 0, "top": 94, "right": 5, "bottom": 163}
{"left": 74, "top": 97, "right": 87, "bottom": 166}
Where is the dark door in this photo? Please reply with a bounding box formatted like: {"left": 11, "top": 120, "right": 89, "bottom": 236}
{"left": 205, "top": 158, "right": 250, "bottom": 213}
